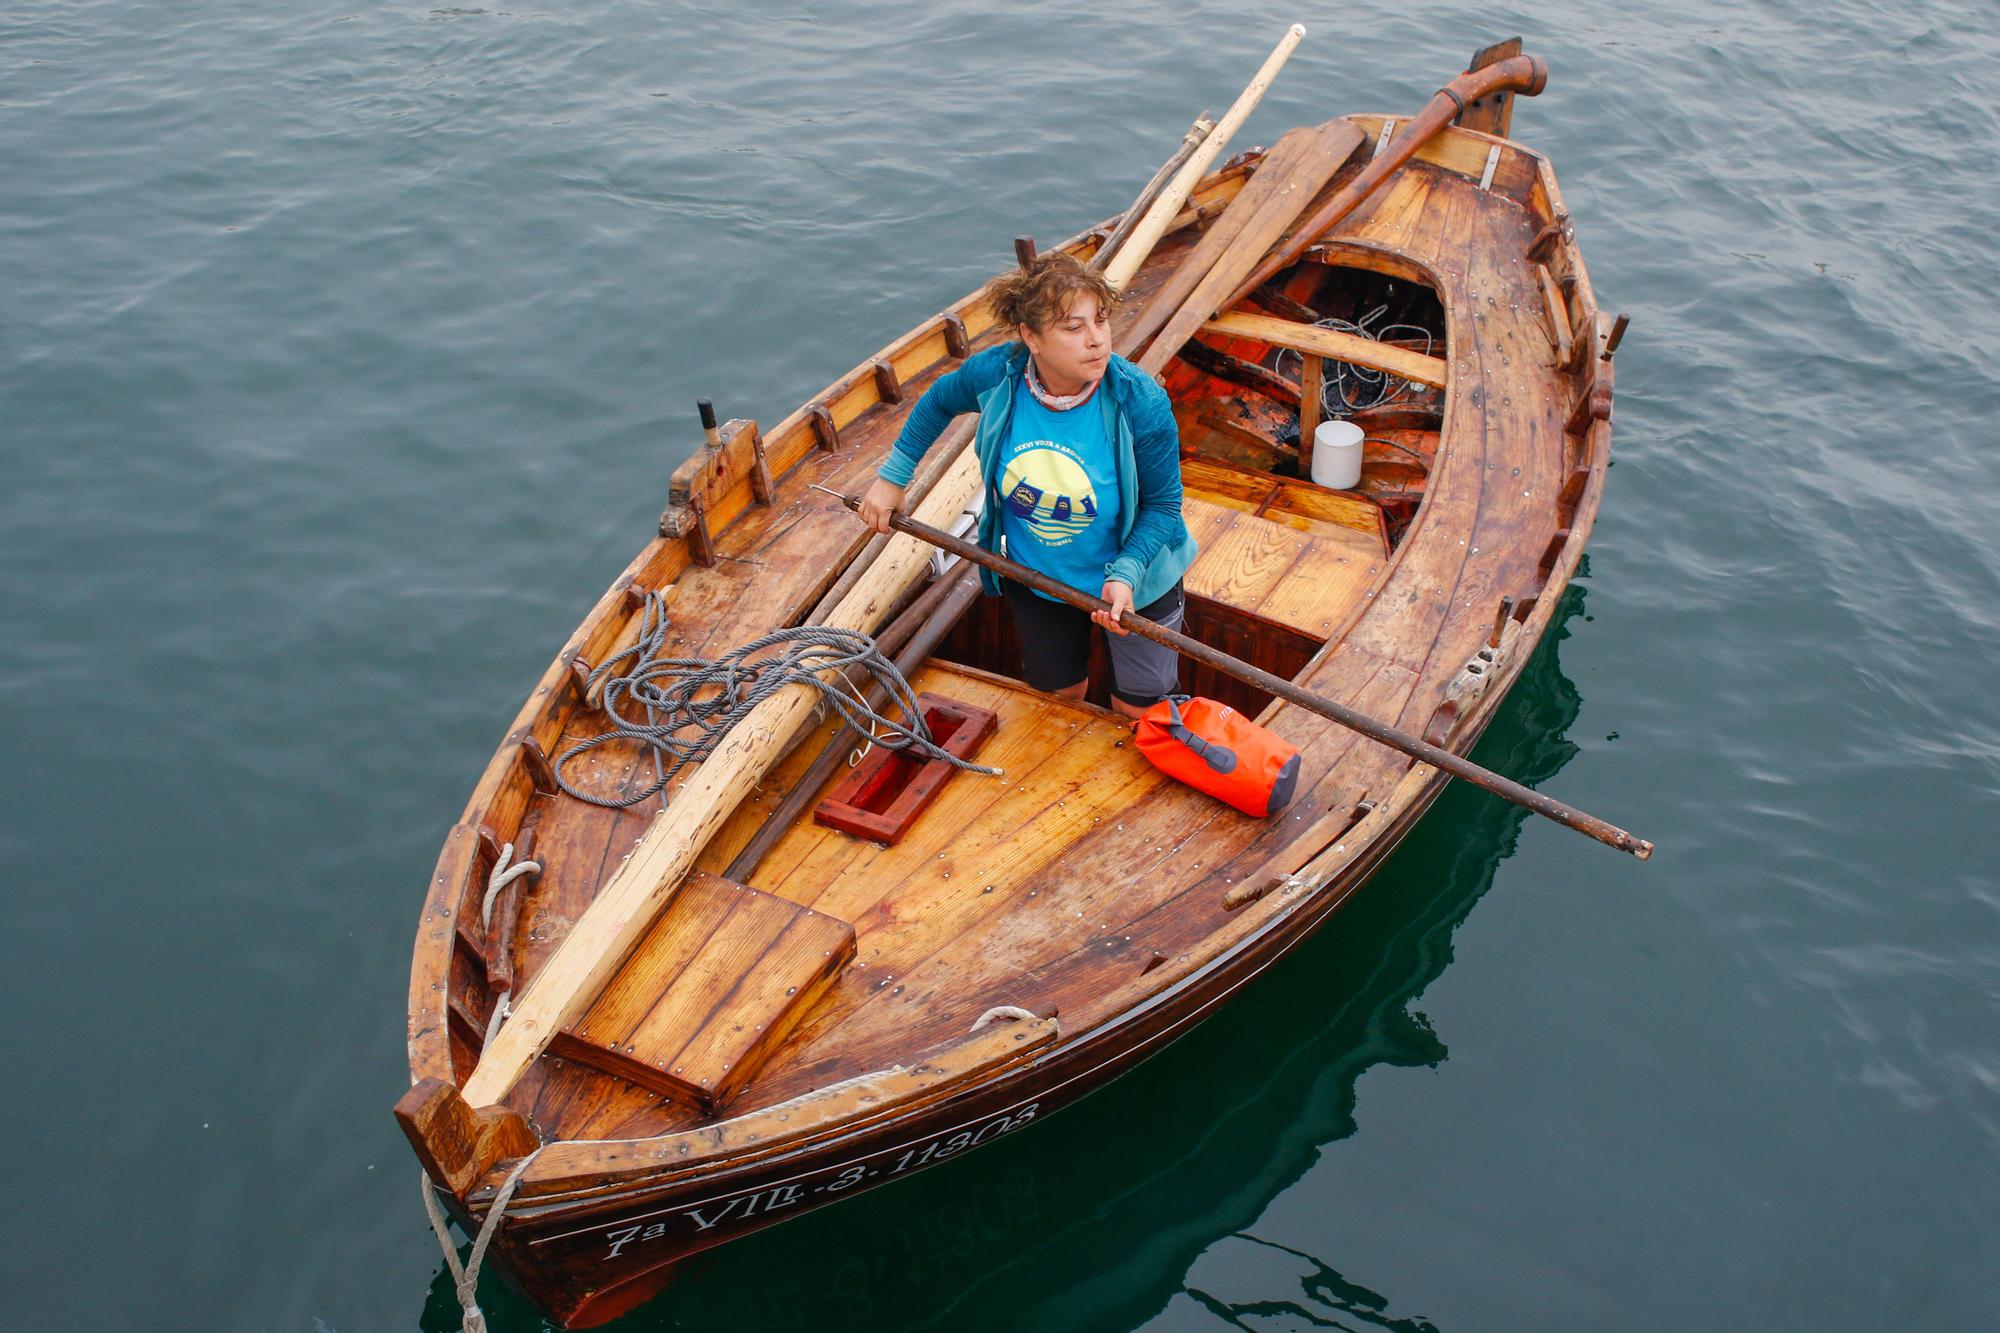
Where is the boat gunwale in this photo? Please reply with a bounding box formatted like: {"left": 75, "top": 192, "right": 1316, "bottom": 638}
{"left": 413, "top": 116, "right": 1614, "bottom": 1230}
{"left": 477, "top": 263, "right": 1616, "bottom": 1225}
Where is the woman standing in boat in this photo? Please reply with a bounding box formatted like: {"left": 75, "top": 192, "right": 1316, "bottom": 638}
{"left": 860, "top": 252, "right": 1197, "bottom": 718}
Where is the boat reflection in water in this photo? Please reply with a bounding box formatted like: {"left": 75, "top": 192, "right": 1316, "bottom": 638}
{"left": 419, "top": 579, "right": 1590, "bottom": 1332}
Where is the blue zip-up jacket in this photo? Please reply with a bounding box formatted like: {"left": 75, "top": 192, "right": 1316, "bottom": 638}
{"left": 877, "top": 342, "right": 1198, "bottom": 606}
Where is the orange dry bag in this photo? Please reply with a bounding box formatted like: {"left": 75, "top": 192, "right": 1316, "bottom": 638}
{"left": 1134, "top": 694, "right": 1301, "bottom": 818}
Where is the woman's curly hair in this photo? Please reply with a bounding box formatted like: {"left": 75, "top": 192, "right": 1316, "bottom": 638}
{"left": 985, "top": 251, "right": 1120, "bottom": 335}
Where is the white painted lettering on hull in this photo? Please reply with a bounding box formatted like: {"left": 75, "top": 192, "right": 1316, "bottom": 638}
{"left": 597, "top": 1102, "right": 1040, "bottom": 1261}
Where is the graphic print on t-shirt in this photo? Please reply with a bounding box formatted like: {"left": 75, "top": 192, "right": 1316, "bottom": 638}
{"left": 1001, "top": 443, "right": 1101, "bottom": 547}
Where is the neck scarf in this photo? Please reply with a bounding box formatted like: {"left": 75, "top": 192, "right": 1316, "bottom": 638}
{"left": 1025, "top": 357, "right": 1101, "bottom": 411}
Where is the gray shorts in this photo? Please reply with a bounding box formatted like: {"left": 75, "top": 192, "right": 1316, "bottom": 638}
{"left": 999, "top": 580, "right": 1185, "bottom": 706}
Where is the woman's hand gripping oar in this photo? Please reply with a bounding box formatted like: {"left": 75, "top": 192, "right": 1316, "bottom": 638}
{"left": 814, "top": 484, "right": 1653, "bottom": 860}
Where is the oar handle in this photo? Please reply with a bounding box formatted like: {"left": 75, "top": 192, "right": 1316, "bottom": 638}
{"left": 1099, "top": 23, "right": 1308, "bottom": 291}
{"left": 1220, "top": 52, "right": 1549, "bottom": 311}
{"left": 1088, "top": 109, "right": 1217, "bottom": 274}
{"left": 816, "top": 485, "right": 1652, "bottom": 861}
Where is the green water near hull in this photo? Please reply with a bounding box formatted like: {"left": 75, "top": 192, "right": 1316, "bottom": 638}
{"left": 4, "top": 1, "right": 1997, "bottom": 1328}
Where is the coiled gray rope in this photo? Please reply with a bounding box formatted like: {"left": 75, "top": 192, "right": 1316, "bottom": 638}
{"left": 556, "top": 591, "right": 1000, "bottom": 809}
{"left": 1273, "top": 302, "right": 1437, "bottom": 416}
{"left": 420, "top": 1146, "right": 543, "bottom": 1333}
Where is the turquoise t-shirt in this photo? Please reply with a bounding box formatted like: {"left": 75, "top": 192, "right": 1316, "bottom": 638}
{"left": 998, "top": 378, "right": 1121, "bottom": 602}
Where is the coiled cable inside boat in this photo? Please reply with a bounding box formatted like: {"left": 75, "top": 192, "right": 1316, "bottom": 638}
{"left": 1272, "top": 301, "right": 1437, "bottom": 416}
{"left": 555, "top": 589, "right": 1000, "bottom": 809}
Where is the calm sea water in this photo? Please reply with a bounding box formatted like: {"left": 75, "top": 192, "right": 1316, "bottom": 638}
{"left": 5, "top": 1, "right": 1997, "bottom": 1328}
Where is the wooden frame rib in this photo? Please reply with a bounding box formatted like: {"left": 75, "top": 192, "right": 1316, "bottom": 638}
{"left": 1199, "top": 311, "right": 1448, "bottom": 389}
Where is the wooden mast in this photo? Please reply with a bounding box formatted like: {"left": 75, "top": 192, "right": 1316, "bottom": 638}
{"left": 1089, "top": 110, "right": 1216, "bottom": 272}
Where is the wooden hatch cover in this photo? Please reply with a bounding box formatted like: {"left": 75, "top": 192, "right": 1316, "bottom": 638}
{"left": 550, "top": 869, "right": 855, "bottom": 1113}
{"left": 814, "top": 691, "right": 999, "bottom": 845}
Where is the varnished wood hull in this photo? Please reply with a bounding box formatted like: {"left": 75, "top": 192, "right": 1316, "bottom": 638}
{"left": 472, "top": 762, "right": 1456, "bottom": 1327}
{"left": 402, "top": 87, "right": 1619, "bottom": 1327}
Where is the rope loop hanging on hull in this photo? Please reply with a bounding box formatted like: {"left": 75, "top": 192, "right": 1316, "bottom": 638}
{"left": 420, "top": 1147, "right": 544, "bottom": 1333}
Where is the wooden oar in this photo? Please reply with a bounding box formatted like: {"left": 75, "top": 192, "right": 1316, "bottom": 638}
{"left": 805, "top": 416, "right": 976, "bottom": 625}
{"left": 815, "top": 486, "right": 1653, "bottom": 860}
{"left": 1119, "top": 116, "right": 1366, "bottom": 371}
{"left": 1220, "top": 53, "right": 1548, "bottom": 311}
{"left": 1089, "top": 110, "right": 1216, "bottom": 273}
{"left": 1100, "top": 23, "right": 1308, "bottom": 292}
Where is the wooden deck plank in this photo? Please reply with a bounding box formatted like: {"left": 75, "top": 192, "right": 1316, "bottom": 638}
{"left": 1263, "top": 476, "right": 1392, "bottom": 549}
{"left": 728, "top": 669, "right": 1167, "bottom": 1085}
{"left": 1179, "top": 454, "right": 1385, "bottom": 546}
{"left": 1179, "top": 493, "right": 1239, "bottom": 554}
{"left": 1180, "top": 460, "right": 1281, "bottom": 513}
{"left": 613, "top": 889, "right": 851, "bottom": 1106}
{"left": 1185, "top": 500, "right": 1314, "bottom": 611}
{"left": 570, "top": 879, "right": 738, "bottom": 1046}
{"left": 752, "top": 680, "right": 1064, "bottom": 920}
{"left": 747, "top": 672, "right": 1034, "bottom": 914}
{"left": 1257, "top": 535, "right": 1381, "bottom": 640}
{"left": 847, "top": 711, "right": 1164, "bottom": 973}
{"left": 1359, "top": 170, "right": 1554, "bottom": 734}
{"left": 1179, "top": 498, "right": 1382, "bottom": 640}
{"left": 1356, "top": 167, "right": 1437, "bottom": 255}
{"left": 1245, "top": 504, "right": 1358, "bottom": 543}
{"left": 1321, "top": 172, "right": 1489, "bottom": 681}
{"left": 810, "top": 696, "right": 1144, "bottom": 933}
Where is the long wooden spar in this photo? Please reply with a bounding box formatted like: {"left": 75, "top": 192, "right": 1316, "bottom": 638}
{"left": 1220, "top": 53, "right": 1548, "bottom": 310}
{"left": 1099, "top": 23, "right": 1308, "bottom": 292}
{"left": 816, "top": 486, "right": 1653, "bottom": 861}
{"left": 1088, "top": 110, "right": 1216, "bottom": 273}
{"left": 458, "top": 448, "right": 987, "bottom": 1108}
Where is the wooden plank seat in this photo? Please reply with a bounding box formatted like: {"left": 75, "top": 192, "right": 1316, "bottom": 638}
{"left": 548, "top": 870, "right": 855, "bottom": 1113}
{"left": 1181, "top": 454, "right": 1391, "bottom": 552}
{"left": 1180, "top": 488, "right": 1388, "bottom": 641}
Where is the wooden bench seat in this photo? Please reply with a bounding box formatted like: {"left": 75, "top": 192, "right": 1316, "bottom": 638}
{"left": 549, "top": 870, "right": 855, "bottom": 1112}
{"left": 1181, "top": 455, "right": 1391, "bottom": 551}
{"left": 1179, "top": 456, "right": 1390, "bottom": 639}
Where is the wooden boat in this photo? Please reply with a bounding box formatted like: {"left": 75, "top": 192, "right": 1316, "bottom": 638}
{"left": 398, "top": 39, "right": 1624, "bottom": 1328}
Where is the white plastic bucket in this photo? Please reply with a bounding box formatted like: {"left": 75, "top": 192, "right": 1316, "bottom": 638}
{"left": 1310, "top": 419, "right": 1365, "bottom": 489}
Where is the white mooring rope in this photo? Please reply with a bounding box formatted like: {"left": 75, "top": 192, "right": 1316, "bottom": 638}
{"left": 420, "top": 1146, "right": 544, "bottom": 1333}
{"left": 970, "top": 1005, "right": 1039, "bottom": 1033}
{"left": 478, "top": 844, "right": 539, "bottom": 1047}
